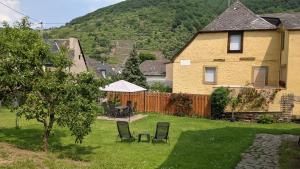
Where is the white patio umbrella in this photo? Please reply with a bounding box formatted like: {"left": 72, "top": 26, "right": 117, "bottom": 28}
{"left": 100, "top": 80, "right": 146, "bottom": 92}
{"left": 100, "top": 80, "right": 147, "bottom": 121}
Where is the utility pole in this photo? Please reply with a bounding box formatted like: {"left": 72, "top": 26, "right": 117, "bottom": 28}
{"left": 39, "top": 21, "right": 44, "bottom": 38}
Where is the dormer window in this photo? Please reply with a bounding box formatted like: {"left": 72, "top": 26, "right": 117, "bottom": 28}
{"left": 228, "top": 31, "right": 243, "bottom": 53}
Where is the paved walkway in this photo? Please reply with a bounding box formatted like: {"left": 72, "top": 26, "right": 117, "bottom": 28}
{"left": 97, "top": 114, "right": 148, "bottom": 122}
{"left": 236, "top": 134, "right": 299, "bottom": 169}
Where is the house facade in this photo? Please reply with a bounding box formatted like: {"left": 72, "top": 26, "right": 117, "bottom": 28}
{"left": 47, "top": 38, "right": 88, "bottom": 74}
{"left": 139, "top": 59, "right": 172, "bottom": 86}
{"left": 172, "top": 2, "right": 300, "bottom": 97}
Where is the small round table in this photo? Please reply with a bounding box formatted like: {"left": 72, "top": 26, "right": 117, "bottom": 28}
{"left": 138, "top": 132, "right": 150, "bottom": 142}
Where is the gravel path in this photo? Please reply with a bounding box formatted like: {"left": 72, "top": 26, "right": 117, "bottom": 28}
{"left": 236, "top": 134, "right": 299, "bottom": 169}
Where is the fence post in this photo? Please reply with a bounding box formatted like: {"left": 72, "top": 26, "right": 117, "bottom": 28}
{"left": 144, "top": 91, "right": 146, "bottom": 112}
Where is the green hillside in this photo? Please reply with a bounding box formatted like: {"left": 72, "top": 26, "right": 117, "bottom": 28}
{"left": 46, "top": 0, "right": 300, "bottom": 60}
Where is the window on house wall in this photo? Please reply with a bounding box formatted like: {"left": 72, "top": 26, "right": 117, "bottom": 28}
{"left": 101, "top": 70, "right": 106, "bottom": 78}
{"left": 204, "top": 67, "right": 217, "bottom": 84}
{"left": 253, "top": 67, "right": 268, "bottom": 87}
{"left": 228, "top": 32, "right": 243, "bottom": 53}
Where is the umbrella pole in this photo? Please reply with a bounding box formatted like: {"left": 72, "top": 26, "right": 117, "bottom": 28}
{"left": 114, "top": 92, "right": 116, "bottom": 120}
{"left": 127, "top": 92, "right": 132, "bottom": 123}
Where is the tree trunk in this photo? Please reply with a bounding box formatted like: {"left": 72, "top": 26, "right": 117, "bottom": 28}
{"left": 43, "top": 129, "right": 50, "bottom": 152}
{"left": 15, "top": 112, "right": 20, "bottom": 129}
{"left": 43, "top": 111, "right": 55, "bottom": 152}
{"left": 14, "top": 98, "right": 20, "bottom": 129}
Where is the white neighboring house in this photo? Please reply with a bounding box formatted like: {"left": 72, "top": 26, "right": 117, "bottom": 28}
{"left": 139, "top": 59, "right": 171, "bottom": 86}
{"left": 46, "top": 38, "right": 88, "bottom": 74}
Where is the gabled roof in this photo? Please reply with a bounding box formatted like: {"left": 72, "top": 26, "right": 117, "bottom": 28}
{"left": 46, "top": 39, "right": 69, "bottom": 53}
{"left": 45, "top": 38, "right": 87, "bottom": 69}
{"left": 139, "top": 60, "right": 169, "bottom": 76}
{"left": 202, "top": 1, "right": 277, "bottom": 32}
{"left": 261, "top": 13, "right": 300, "bottom": 30}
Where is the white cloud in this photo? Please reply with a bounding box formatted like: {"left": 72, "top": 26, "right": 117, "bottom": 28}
{"left": 0, "top": 0, "right": 22, "bottom": 24}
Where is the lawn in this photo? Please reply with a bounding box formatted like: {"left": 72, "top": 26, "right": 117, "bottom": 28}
{"left": 0, "top": 108, "right": 300, "bottom": 169}
{"left": 279, "top": 140, "right": 300, "bottom": 169}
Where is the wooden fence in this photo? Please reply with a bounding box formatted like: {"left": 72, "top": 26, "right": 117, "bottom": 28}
{"left": 108, "top": 92, "right": 211, "bottom": 117}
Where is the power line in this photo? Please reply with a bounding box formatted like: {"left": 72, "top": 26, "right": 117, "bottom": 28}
{"left": 0, "top": 1, "right": 41, "bottom": 22}
{"left": 0, "top": 1, "right": 66, "bottom": 26}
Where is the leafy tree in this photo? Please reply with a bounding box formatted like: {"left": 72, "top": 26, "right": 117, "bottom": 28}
{"left": 0, "top": 18, "right": 103, "bottom": 151}
{"left": 48, "top": 0, "right": 300, "bottom": 60}
{"left": 0, "top": 18, "right": 49, "bottom": 127}
{"left": 139, "top": 52, "right": 156, "bottom": 62}
{"left": 19, "top": 70, "right": 102, "bottom": 151}
{"left": 149, "top": 82, "right": 172, "bottom": 93}
{"left": 121, "top": 48, "right": 148, "bottom": 88}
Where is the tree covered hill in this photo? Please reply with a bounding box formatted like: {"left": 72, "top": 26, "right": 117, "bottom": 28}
{"left": 46, "top": 0, "right": 300, "bottom": 61}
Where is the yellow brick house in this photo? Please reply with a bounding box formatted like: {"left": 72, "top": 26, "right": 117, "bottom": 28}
{"left": 172, "top": 1, "right": 300, "bottom": 100}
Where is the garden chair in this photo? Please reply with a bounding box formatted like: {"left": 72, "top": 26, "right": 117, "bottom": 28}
{"left": 152, "top": 122, "right": 170, "bottom": 144}
{"left": 116, "top": 121, "right": 135, "bottom": 142}
{"left": 126, "top": 101, "right": 134, "bottom": 116}
{"left": 120, "top": 107, "right": 130, "bottom": 117}
{"left": 108, "top": 102, "right": 119, "bottom": 117}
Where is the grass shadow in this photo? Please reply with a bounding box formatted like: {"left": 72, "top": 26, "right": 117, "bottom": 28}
{"left": 0, "top": 127, "right": 99, "bottom": 161}
{"left": 0, "top": 127, "right": 50, "bottom": 151}
{"left": 158, "top": 127, "right": 300, "bottom": 169}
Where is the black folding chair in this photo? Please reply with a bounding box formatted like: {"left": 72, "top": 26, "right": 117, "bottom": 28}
{"left": 108, "top": 102, "right": 119, "bottom": 117}
{"left": 116, "top": 121, "right": 135, "bottom": 142}
{"left": 152, "top": 122, "right": 170, "bottom": 144}
{"left": 126, "top": 101, "right": 134, "bottom": 116}
{"left": 120, "top": 107, "right": 130, "bottom": 117}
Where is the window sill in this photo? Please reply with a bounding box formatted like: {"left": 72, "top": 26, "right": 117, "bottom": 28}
{"left": 203, "top": 82, "right": 217, "bottom": 85}
{"left": 228, "top": 50, "right": 243, "bottom": 53}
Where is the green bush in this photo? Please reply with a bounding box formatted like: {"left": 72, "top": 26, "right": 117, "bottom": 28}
{"left": 138, "top": 52, "right": 156, "bottom": 62}
{"left": 257, "top": 115, "right": 274, "bottom": 124}
{"left": 170, "top": 93, "right": 192, "bottom": 116}
{"left": 149, "top": 82, "right": 172, "bottom": 93}
{"left": 237, "top": 87, "right": 267, "bottom": 111}
{"left": 97, "top": 105, "right": 105, "bottom": 116}
{"left": 211, "top": 87, "right": 230, "bottom": 119}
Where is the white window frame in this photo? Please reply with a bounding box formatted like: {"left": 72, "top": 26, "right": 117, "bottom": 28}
{"left": 204, "top": 66, "right": 217, "bottom": 84}
{"left": 228, "top": 32, "right": 243, "bottom": 53}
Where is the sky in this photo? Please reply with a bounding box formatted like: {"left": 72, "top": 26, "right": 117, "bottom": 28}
{"left": 0, "top": 0, "right": 124, "bottom": 28}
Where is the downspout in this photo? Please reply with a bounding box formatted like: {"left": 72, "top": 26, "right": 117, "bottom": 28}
{"left": 279, "top": 30, "right": 283, "bottom": 88}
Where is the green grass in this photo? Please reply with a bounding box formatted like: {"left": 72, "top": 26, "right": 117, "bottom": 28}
{"left": 279, "top": 140, "right": 300, "bottom": 169}
{"left": 0, "top": 108, "right": 300, "bottom": 169}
